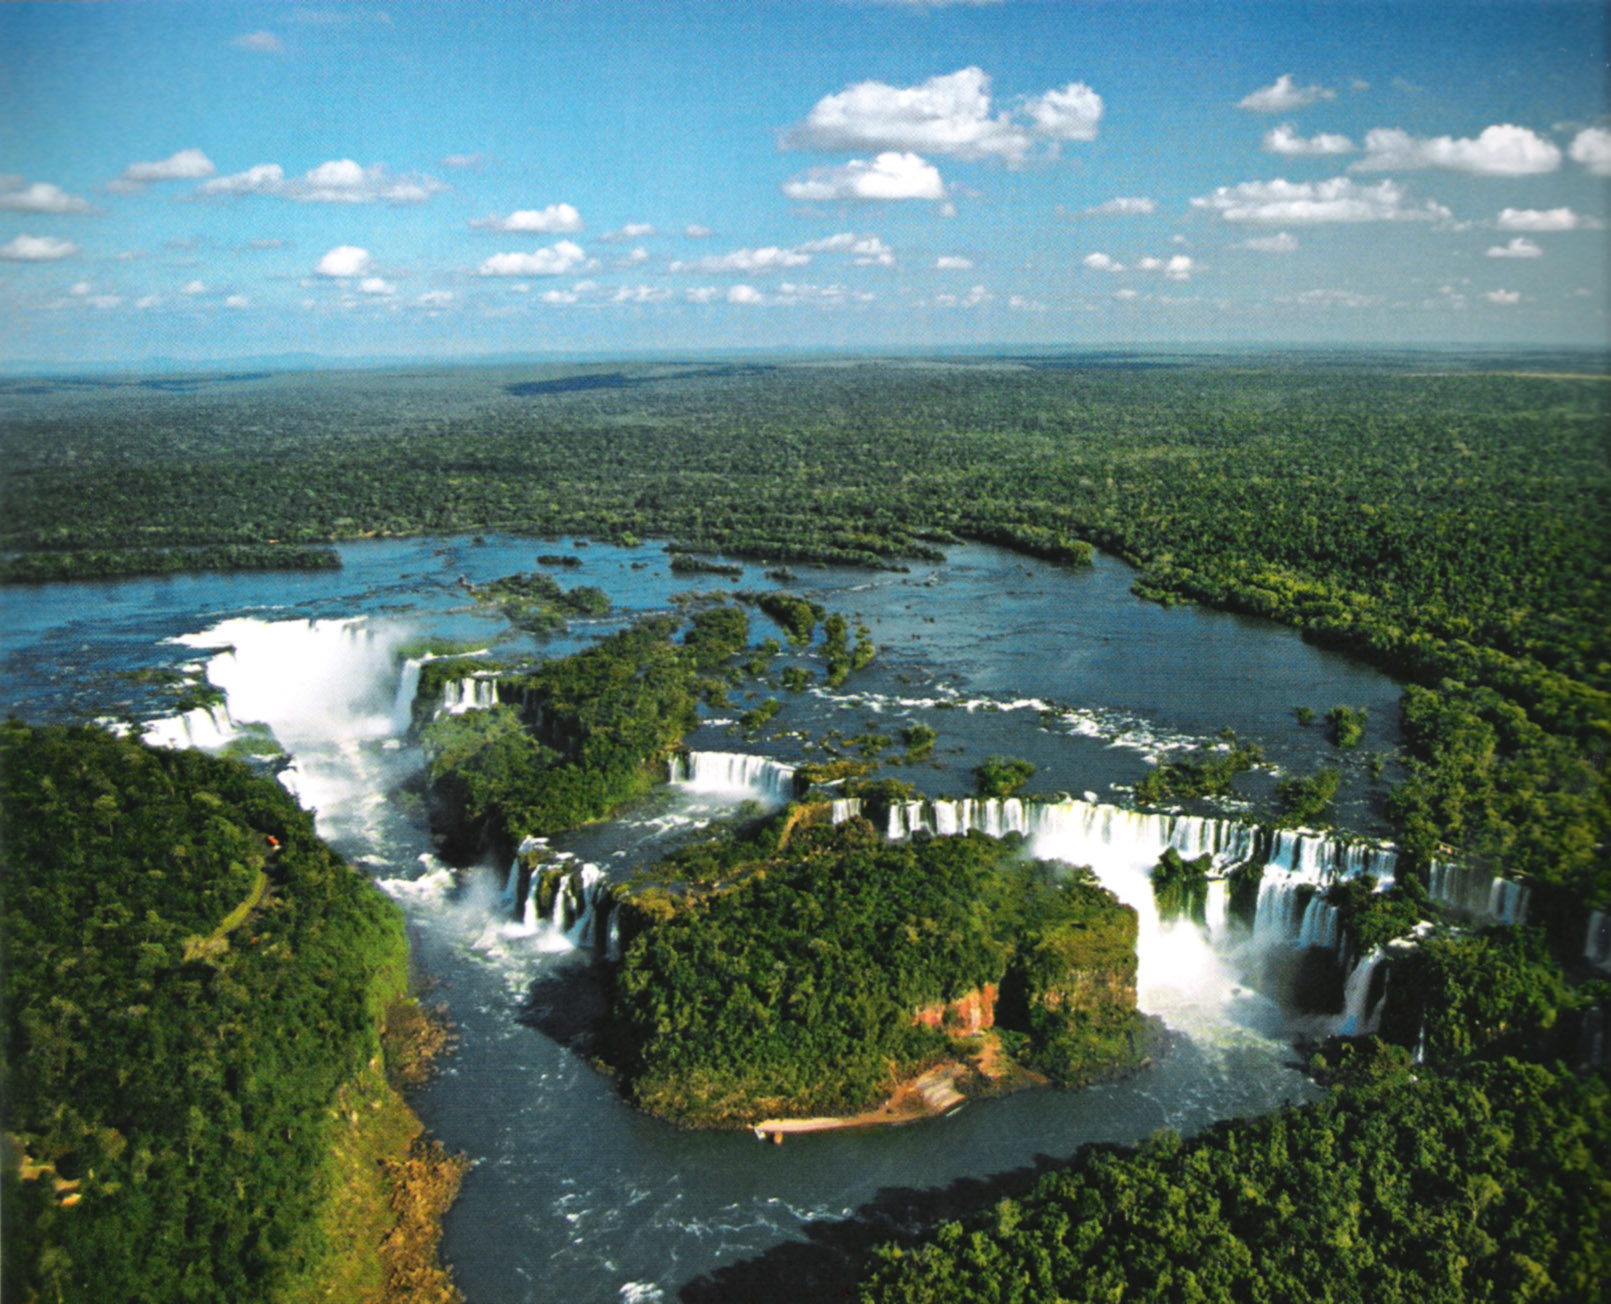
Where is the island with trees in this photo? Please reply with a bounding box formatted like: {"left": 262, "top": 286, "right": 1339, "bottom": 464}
{"left": 603, "top": 811, "right": 1153, "bottom": 1132}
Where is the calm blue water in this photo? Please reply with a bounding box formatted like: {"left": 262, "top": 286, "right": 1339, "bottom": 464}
{"left": 0, "top": 535, "right": 1409, "bottom": 1302}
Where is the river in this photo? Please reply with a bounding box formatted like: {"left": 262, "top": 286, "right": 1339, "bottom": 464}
{"left": 0, "top": 534, "right": 1412, "bottom": 1302}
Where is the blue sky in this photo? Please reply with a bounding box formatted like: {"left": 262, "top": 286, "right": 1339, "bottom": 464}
{"left": 2, "top": 0, "right": 1607, "bottom": 365}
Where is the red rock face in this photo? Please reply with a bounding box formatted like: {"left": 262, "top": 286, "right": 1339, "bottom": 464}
{"left": 912, "top": 983, "right": 997, "bottom": 1036}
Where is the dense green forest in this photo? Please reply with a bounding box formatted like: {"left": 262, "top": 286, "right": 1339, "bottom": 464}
{"left": 419, "top": 599, "right": 776, "bottom": 855}
{"left": 4, "top": 357, "right": 1607, "bottom": 1299}
{"left": 858, "top": 1057, "right": 1610, "bottom": 1304}
{"left": 605, "top": 813, "right": 1148, "bottom": 1127}
{"left": 0, "top": 723, "right": 452, "bottom": 1303}
{"left": 3, "top": 357, "right": 1605, "bottom": 908}
{"left": 420, "top": 616, "right": 710, "bottom": 858}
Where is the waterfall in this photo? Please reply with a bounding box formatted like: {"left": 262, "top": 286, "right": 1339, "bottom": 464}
{"left": 172, "top": 616, "right": 409, "bottom": 748}
{"left": 499, "top": 855, "right": 522, "bottom": 915}
{"left": 392, "top": 657, "right": 425, "bottom": 732}
{"left": 1203, "top": 878, "right": 1231, "bottom": 938}
{"left": 1586, "top": 911, "right": 1611, "bottom": 972}
{"left": 860, "top": 791, "right": 1402, "bottom": 958}
{"left": 1338, "top": 949, "right": 1387, "bottom": 1035}
{"left": 875, "top": 794, "right": 1393, "bottom": 884}
{"left": 1428, "top": 860, "right": 1530, "bottom": 924}
{"left": 1253, "top": 877, "right": 1312, "bottom": 948}
{"left": 829, "top": 797, "right": 862, "bottom": 823}
{"left": 141, "top": 700, "right": 236, "bottom": 751}
{"left": 441, "top": 676, "right": 499, "bottom": 715}
{"left": 561, "top": 864, "right": 608, "bottom": 949}
{"left": 1296, "top": 895, "right": 1340, "bottom": 951}
{"left": 670, "top": 751, "right": 798, "bottom": 802}
{"left": 493, "top": 860, "right": 611, "bottom": 953}
{"left": 1486, "top": 878, "right": 1529, "bottom": 926}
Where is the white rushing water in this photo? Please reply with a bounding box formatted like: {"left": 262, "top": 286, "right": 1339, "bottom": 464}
{"left": 668, "top": 749, "right": 799, "bottom": 803}
{"left": 139, "top": 617, "right": 600, "bottom": 973}
{"left": 1427, "top": 859, "right": 1531, "bottom": 925}
{"left": 140, "top": 699, "right": 237, "bottom": 750}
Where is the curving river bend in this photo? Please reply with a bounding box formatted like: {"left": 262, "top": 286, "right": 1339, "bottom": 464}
{"left": 1, "top": 535, "right": 1413, "bottom": 1302}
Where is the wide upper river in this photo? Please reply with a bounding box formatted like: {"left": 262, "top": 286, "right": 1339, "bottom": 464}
{"left": 0, "top": 535, "right": 1410, "bottom": 1302}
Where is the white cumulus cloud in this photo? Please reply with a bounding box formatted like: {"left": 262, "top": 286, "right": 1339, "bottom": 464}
{"left": 314, "top": 245, "right": 373, "bottom": 277}
{"left": 684, "top": 224, "right": 713, "bottom": 238}
{"left": 477, "top": 241, "right": 592, "bottom": 277}
{"left": 1495, "top": 206, "right": 1601, "bottom": 232}
{"left": 1190, "top": 176, "right": 1451, "bottom": 223}
{"left": 472, "top": 204, "right": 583, "bottom": 233}
{"left": 117, "top": 149, "right": 216, "bottom": 188}
{"left": 224, "top": 293, "right": 251, "bottom": 308}
{"left": 200, "top": 164, "right": 287, "bottom": 196}
{"left": 290, "top": 159, "right": 444, "bottom": 204}
{"left": 1083, "top": 252, "right": 1124, "bottom": 271}
{"left": 1, "top": 234, "right": 78, "bottom": 261}
{"left": 786, "top": 67, "right": 1022, "bottom": 159}
{"left": 180, "top": 280, "right": 208, "bottom": 295}
{"left": 1084, "top": 196, "right": 1155, "bottom": 216}
{"left": 0, "top": 180, "right": 93, "bottom": 213}
{"left": 1486, "top": 237, "right": 1542, "bottom": 259}
{"left": 781, "top": 151, "right": 944, "bottom": 201}
{"left": 359, "top": 276, "right": 396, "bottom": 295}
{"left": 1237, "top": 75, "right": 1334, "bottom": 113}
{"left": 935, "top": 255, "right": 973, "bottom": 269}
{"left": 1352, "top": 125, "right": 1561, "bottom": 175}
{"left": 417, "top": 290, "right": 454, "bottom": 307}
{"left": 727, "top": 284, "right": 766, "bottom": 305}
{"left": 1485, "top": 289, "right": 1521, "bottom": 304}
{"left": 1568, "top": 126, "right": 1611, "bottom": 176}
{"left": 784, "top": 66, "right": 1100, "bottom": 163}
{"left": 1263, "top": 124, "right": 1355, "bottom": 156}
{"left": 1023, "top": 82, "right": 1104, "bottom": 143}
